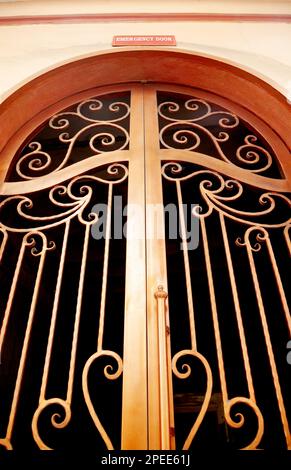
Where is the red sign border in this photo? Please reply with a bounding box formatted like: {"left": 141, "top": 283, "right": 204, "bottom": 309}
{"left": 112, "top": 35, "right": 177, "bottom": 47}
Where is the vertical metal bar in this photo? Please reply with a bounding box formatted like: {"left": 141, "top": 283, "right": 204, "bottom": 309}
{"left": 143, "top": 85, "right": 174, "bottom": 450}
{"left": 0, "top": 232, "right": 48, "bottom": 449}
{"left": 219, "top": 212, "right": 255, "bottom": 401}
{"left": 67, "top": 220, "right": 91, "bottom": 403}
{"left": 201, "top": 216, "right": 264, "bottom": 449}
{"left": 121, "top": 86, "right": 148, "bottom": 449}
{"left": 33, "top": 215, "right": 94, "bottom": 449}
{"left": 38, "top": 220, "right": 70, "bottom": 403}
{"left": 155, "top": 286, "right": 171, "bottom": 449}
{"left": 176, "top": 180, "right": 197, "bottom": 351}
{"left": 264, "top": 233, "right": 291, "bottom": 335}
{"left": 200, "top": 217, "right": 228, "bottom": 405}
{"left": 0, "top": 228, "right": 8, "bottom": 263}
{"left": 0, "top": 236, "right": 27, "bottom": 366}
{"left": 283, "top": 225, "right": 290, "bottom": 256}
{"left": 97, "top": 183, "right": 113, "bottom": 352}
{"left": 245, "top": 229, "right": 291, "bottom": 449}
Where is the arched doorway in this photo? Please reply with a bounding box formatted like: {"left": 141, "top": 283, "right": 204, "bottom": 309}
{"left": 0, "top": 52, "right": 290, "bottom": 451}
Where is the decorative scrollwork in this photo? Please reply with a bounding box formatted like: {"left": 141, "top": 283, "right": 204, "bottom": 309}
{"left": 159, "top": 98, "right": 239, "bottom": 128}
{"left": 236, "top": 135, "right": 272, "bottom": 173}
{"left": 0, "top": 163, "right": 128, "bottom": 232}
{"left": 162, "top": 162, "right": 290, "bottom": 227}
{"left": 163, "top": 159, "right": 290, "bottom": 449}
{"left": 32, "top": 398, "right": 72, "bottom": 450}
{"left": 16, "top": 142, "right": 52, "bottom": 180}
{"left": 158, "top": 93, "right": 280, "bottom": 177}
{"left": 224, "top": 397, "right": 264, "bottom": 450}
{"left": 7, "top": 93, "right": 131, "bottom": 182}
{"left": 26, "top": 232, "right": 56, "bottom": 256}
{"left": 172, "top": 350, "right": 213, "bottom": 450}
{"left": 82, "top": 350, "right": 123, "bottom": 450}
{"left": 236, "top": 226, "right": 269, "bottom": 252}
{"left": 0, "top": 159, "right": 127, "bottom": 450}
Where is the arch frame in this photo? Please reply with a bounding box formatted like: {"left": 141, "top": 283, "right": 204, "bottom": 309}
{"left": 0, "top": 48, "right": 291, "bottom": 189}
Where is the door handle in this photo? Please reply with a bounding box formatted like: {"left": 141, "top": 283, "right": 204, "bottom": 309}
{"left": 154, "top": 285, "right": 171, "bottom": 449}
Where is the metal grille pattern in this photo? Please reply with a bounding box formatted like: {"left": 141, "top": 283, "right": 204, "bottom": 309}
{"left": 158, "top": 92, "right": 283, "bottom": 179}
{"left": 0, "top": 85, "right": 290, "bottom": 451}
{"left": 6, "top": 93, "right": 130, "bottom": 182}
{"left": 0, "top": 90, "right": 131, "bottom": 450}
{"left": 159, "top": 91, "right": 291, "bottom": 449}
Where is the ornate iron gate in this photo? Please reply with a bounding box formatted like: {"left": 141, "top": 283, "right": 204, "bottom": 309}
{"left": 0, "top": 84, "right": 290, "bottom": 450}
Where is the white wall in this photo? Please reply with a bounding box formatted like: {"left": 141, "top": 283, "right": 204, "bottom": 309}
{"left": 0, "top": 0, "right": 291, "bottom": 16}
{"left": 0, "top": 1, "right": 291, "bottom": 102}
{"left": 1, "top": 0, "right": 291, "bottom": 15}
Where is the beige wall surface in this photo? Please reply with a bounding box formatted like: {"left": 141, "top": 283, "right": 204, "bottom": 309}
{"left": 0, "top": 1, "right": 290, "bottom": 103}
{"left": 0, "top": 1, "right": 291, "bottom": 15}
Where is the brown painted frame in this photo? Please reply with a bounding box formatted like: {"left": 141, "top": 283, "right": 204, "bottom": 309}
{"left": 1, "top": 49, "right": 290, "bottom": 187}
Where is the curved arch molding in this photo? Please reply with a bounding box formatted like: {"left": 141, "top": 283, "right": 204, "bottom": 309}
{"left": 0, "top": 49, "right": 290, "bottom": 186}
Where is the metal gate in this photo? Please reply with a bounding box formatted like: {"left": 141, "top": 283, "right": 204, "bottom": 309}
{"left": 0, "top": 84, "right": 290, "bottom": 450}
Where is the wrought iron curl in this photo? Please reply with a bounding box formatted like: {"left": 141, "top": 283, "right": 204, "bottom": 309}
{"left": 82, "top": 350, "right": 123, "bottom": 450}
{"left": 224, "top": 397, "right": 264, "bottom": 450}
{"left": 158, "top": 95, "right": 278, "bottom": 175}
{"left": 32, "top": 398, "right": 72, "bottom": 450}
{"left": 236, "top": 135, "right": 272, "bottom": 172}
{"left": 172, "top": 349, "right": 213, "bottom": 450}
{"left": 12, "top": 96, "right": 130, "bottom": 181}
{"left": 16, "top": 142, "right": 52, "bottom": 181}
